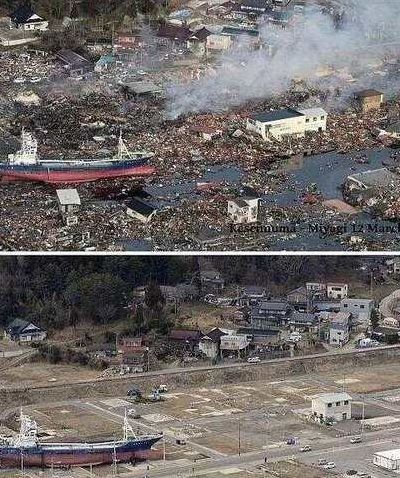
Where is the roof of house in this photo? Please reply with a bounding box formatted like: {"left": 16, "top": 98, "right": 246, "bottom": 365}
{"left": 189, "top": 27, "right": 212, "bottom": 42}
{"left": 330, "top": 312, "right": 351, "bottom": 326}
{"left": 251, "top": 109, "right": 304, "bottom": 123}
{"left": 56, "top": 49, "right": 92, "bottom": 68}
{"left": 289, "top": 312, "right": 316, "bottom": 324}
{"left": 242, "top": 285, "right": 266, "bottom": 296}
{"left": 11, "top": 5, "right": 43, "bottom": 24}
{"left": 56, "top": 189, "right": 81, "bottom": 206}
{"left": 327, "top": 282, "right": 347, "bottom": 288}
{"left": 202, "top": 327, "right": 228, "bottom": 342}
{"left": 221, "top": 26, "right": 259, "bottom": 37}
{"left": 354, "top": 89, "right": 383, "bottom": 98}
{"left": 169, "top": 329, "right": 202, "bottom": 341}
{"left": 124, "top": 81, "right": 162, "bottom": 95}
{"left": 348, "top": 168, "right": 399, "bottom": 188}
{"left": 126, "top": 198, "right": 156, "bottom": 217}
{"left": 341, "top": 298, "right": 374, "bottom": 306}
{"left": 157, "top": 24, "right": 193, "bottom": 41}
{"left": 7, "top": 318, "right": 41, "bottom": 335}
{"left": 240, "top": 0, "right": 269, "bottom": 8}
{"left": 311, "top": 392, "right": 352, "bottom": 403}
{"left": 259, "top": 300, "right": 289, "bottom": 311}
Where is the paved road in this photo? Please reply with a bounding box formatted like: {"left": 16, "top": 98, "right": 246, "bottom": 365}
{"left": 113, "top": 428, "right": 400, "bottom": 478}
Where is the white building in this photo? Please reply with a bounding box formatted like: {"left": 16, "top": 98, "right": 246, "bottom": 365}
{"left": 311, "top": 392, "right": 352, "bottom": 422}
{"left": 373, "top": 449, "right": 400, "bottom": 470}
{"left": 340, "top": 298, "right": 374, "bottom": 322}
{"left": 228, "top": 197, "right": 260, "bottom": 224}
{"left": 247, "top": 109, "right": 306, "bottom": 142}
{"left": 56, "top": 189, "right": 81, "bottom": 226}
{"left": 246, "top": 107, "right": 328, "bottom": 142}
{"left": 329, "top": 312, "right": 351, "bottom": 346}
{"left": 327, "top": 283, "right": 348, "bottom": 300}
{"left": 297, "top": 108, "right": 327, "bottom": 133}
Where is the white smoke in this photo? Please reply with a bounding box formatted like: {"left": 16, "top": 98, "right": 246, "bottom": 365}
{"left": 165, "top": 0, "right": 400, "bottom": 118}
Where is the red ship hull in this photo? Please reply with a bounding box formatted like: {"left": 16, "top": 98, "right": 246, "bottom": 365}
{"left": 0, "top": 449, "right": 161, "bottom": 468}
{"left": 0, "top": 166, "right": 156, "bottom": 184}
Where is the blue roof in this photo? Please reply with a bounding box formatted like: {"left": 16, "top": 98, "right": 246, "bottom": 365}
{"left": 251, "top": 109, "right": 303, "bottom": 123}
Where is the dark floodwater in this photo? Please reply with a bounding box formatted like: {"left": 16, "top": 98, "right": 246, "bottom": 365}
{"left": 123, "top": 149, "right": 400, "bottom": 251}
{"left": 263, "top": 148, "right": 392, "bottom": 206}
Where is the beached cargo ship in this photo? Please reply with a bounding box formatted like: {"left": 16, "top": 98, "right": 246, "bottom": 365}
{"left": 0, "top": 411, "right": 162, "bottom": 468}
{"left": 0, "top": 130, "right": 155, "bottom": 184}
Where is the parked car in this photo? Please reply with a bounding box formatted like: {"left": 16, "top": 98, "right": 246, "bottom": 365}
{"left": 350, "top": 436, "right": 363, "bottom": 444}
{"left": 318, "top": 459, "right": 327, "bottom": 466}
{"left": 356, "top": 473, "right": 371, "bottom": 478}
{"left": 247, "top": 357, "right": 260, "bottom": 363}
{"left": 323, "top": 462, "right": 336, "bottom": 469}
{"left": 300, "top": 445, "right": 312, "bottom": 452}
{"left": 346, "top": 471, "right": 358, "bottom": 476}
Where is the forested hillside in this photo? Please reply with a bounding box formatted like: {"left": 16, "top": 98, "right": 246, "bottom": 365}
{"left": 0, "top": 256, "right": 372, "bottom": 332}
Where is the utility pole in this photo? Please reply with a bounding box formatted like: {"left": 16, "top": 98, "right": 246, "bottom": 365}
{"left": 238, "top": 418, "right": 241, "bottom": 456}
{"left": 370, "top": 272, "right": 373, "bottom": 297}
{"left": 361, "top": 396, "right": 365, "bottom": 437}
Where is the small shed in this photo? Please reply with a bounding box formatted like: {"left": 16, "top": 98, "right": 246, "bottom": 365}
{"left": 56, "top": 189, "right": 81, "bottom": 215}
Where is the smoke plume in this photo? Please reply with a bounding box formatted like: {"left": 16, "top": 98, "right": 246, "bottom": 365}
{"left": 165, "top": 0, "right": 400, "bottom": 118}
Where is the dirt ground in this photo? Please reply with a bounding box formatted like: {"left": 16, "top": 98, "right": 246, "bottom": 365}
{"left": 0, "top": 361, "right": 99, "bottom": 388}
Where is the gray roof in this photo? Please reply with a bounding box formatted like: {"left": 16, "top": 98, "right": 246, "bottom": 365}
{"left": 312, "top": 392, "right": 352, "bottom": 403}
{"left": 56, "top": 189, "right": 81, "bottom": 206}
{"left": 259, "top": 301, "right": 288, "bottom": 311}
{"left": 124, "top": 81, "right": 162, "bottom": 95}
{"left": 289, "top": 312, "right": 316, "bottom": 324}
{"left": 251, "top": 109, "right": 303, "bottom": 123}
{"left": 348, "top": 168, "right": 399, "bottom": 188}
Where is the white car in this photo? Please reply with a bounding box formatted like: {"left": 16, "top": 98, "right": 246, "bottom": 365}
{"left": 247, "top": 357, "right": 260, "bottom": 363}
{"left": 323, "top": 462, "right": 336, "bottom": 469}
{"left": 300, "top": 445, "right": 312, "bottom": 452}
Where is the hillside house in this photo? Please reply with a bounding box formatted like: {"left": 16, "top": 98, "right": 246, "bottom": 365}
{"left": 340, "top": 298, "right": 374, "bottom": 322}
{"left": 10, "top": 5, "right": 48, "bottom": 31}
{"left": 329, "top": 312, "right": 351, "bottom": 346}
{"left": 326, "top": 283, "right": 348, "bottom": 300}
{"left": 250, "top": 300, "right": 292, "bottom": 330}
{"left": 4, "top": 319, "right": 46, "bottom": 342}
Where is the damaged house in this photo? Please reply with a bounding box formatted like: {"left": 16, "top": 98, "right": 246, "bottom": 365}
{"left": 227, "top": 197, "right": 260, "bottom": 223}
{"left": 344, "top": 168, "right": 400, "bottom": 207}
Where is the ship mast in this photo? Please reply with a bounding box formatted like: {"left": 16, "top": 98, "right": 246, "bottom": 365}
{"left": 116, "top": 130, "right": 134, "bottom": 161}
{"left": 8, "top": 130, "right": 39, "bottom": 165}
{"left": 123, "top": 409, "right": 137, "bottom": 441}
{"left": 15, "top": 408, "right": 39, "bottom": 447}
